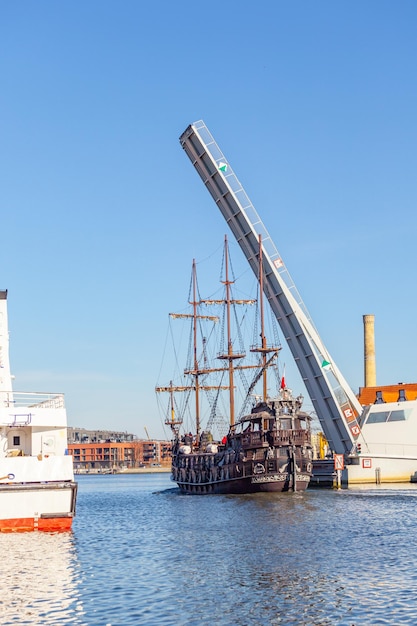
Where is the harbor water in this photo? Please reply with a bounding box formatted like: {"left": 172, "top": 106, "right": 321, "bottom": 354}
{"left": 1, "top": 474, "right": 417, "bottom": 625}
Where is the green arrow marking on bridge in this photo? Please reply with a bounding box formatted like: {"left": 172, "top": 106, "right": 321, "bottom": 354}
{"left": 322, "top": 360, "right": 331, "bottom": 371}
{"left": 218, "top": 162, "right": 227, "bottom": 172}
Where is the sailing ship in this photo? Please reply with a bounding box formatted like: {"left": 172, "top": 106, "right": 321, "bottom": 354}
{"left": 156, "top": 236, "right": 313, "bottom": 494}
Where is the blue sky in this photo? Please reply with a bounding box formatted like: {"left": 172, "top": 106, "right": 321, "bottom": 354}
{"left": 1, "top": 1, "right": 417, "bottom": 439}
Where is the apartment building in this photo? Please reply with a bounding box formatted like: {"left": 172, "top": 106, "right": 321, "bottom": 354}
{"left": 67, "top": 428, "right": 171, "bottom": 472}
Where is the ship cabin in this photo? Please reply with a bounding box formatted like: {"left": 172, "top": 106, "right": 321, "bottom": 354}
{"left": 230, "top": 401, "right": 311, "bottom": 451}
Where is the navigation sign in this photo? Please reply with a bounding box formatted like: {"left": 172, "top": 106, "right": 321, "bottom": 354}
{"left": 334, "top": 454, "right": 344, "bottom": 471}
{"left": 218, "top": 162, "right": 227, "bottom": 172}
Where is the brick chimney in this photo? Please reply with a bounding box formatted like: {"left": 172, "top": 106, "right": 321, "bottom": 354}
{"left": 363, "top": 314, "right": 376, "bottom": 387}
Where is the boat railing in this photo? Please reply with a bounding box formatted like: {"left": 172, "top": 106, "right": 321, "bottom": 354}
{"left": 8, "top": 413, "right": 32, "bottom": 426}
{"left": 0, "top": 391, "right": 65, "bottom": 409}
{"left": 242, "top": 431, "right": 268, "bottom": 449}
{"left": 242, "top": 429, "right": 310, "bottom": 449}
{"left": 271, "top": 429, "right": 311, "bottom": 446}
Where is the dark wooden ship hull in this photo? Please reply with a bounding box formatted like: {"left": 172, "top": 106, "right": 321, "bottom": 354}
{"left": 171, "top": 437, "right": 312, "bottom": 494}
{"left": 174, "top": 472, "right": 311, "bottom": 495}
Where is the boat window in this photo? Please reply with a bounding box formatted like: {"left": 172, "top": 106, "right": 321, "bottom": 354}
{"left": 280, "top": 418, "right": 291, "bottom": 429}
{"left": 264, "top": 419, "right": 273, "bottom": 431}
{"left": 366, "top": 411, "right": 389, "bottom": 424}
{"left": 387, "top": 410, "right": 407, "bottom": 422}
{"left": 366, "top": 409, "right": 409, "bottom": 424}
{"left": 13, "top": 436, "right": 20, "bottom": 446}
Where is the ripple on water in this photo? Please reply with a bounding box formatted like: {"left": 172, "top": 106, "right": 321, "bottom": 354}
{"left": 2, "top": 476, "right": 417, "bottom": 625}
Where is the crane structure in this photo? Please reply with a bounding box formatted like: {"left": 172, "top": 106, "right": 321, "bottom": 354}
{"left": 179, "top": 120, "right": 364, "bottom": 456}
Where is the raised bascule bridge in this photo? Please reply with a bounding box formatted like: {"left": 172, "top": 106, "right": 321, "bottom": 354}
{"left": 179, "top": 120, "right": 417, "bottom": 486}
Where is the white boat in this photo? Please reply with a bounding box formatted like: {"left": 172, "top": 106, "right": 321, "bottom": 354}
{"left": 346, "top": 395, "right": 417, "bottom": 484}
{"left": 0, "top": 290, "right": 77, "bottom": 531}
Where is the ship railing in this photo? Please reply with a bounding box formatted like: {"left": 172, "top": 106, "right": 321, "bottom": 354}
{"left": 0, "top": 391, "right": 65, "bottom": 409}
{"left": 241, "top": 431, "right": 268, "bottom": 449}
{"left": 271, "top": 429, "right": 311, "bottom": 446}
{"left": 242, "top": 429, "right": 310, "bottom": 449}
{"left": 8, "top": 413, "right": 32, "bottom": 426}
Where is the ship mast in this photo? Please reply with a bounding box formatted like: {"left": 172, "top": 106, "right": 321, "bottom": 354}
{"left": 156, "top": 259, "right": 227, "bottom": 439}
{"left": 250, "top": 234, "right": 280, "bottom": 401}
{"left": 156, "top": 238, "right": 263, "bottom": 437}
{"left": 259, "top": 234, "right": 268, "bottom": 401}
{"left": 216, "top": 236, "right": 246, "bottom": 426}
{"left": 191, "top": 259, "right": 201, "bottom": 436}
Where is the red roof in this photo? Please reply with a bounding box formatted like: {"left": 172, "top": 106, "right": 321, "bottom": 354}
{"left": 358, "top": 383, "right": 417, "bottom": 405}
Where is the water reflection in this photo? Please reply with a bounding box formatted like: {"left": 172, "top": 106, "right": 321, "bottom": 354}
{"left": 0, "top": 532, "right": 84, "bottom": 625}
{"left": 3, "top": 476, "right": 417, "bottom": 625}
